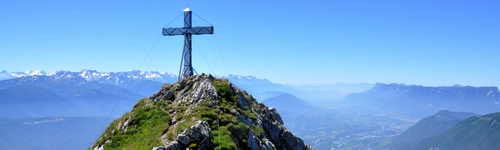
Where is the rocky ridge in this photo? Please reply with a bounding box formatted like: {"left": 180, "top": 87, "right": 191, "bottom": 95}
{"left": 90, "top": 74, "right": 311, "bottom": 150}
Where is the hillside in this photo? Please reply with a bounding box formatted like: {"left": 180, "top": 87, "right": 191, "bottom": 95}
{"left": 262, "top": 93, "right": 316, "bottom": 112}
{"left": 414, "top": 112, "right": 500, "bottom": 150}
{"left": 389, "top": 110, "right": 477, "bottom": 149}
{"left": 90, "top": 74, "right": 311, "bottom": 149}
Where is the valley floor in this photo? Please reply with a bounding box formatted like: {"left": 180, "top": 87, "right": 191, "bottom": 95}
{"left": 280, "top": 109, "right": 418, "bottom": 150}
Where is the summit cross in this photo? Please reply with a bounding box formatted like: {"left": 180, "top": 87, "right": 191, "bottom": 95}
{"left": 162, "top": 8, "right": 214, "bottom": 80}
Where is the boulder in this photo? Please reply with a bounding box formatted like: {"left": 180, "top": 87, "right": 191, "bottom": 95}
{"left": 176, "top": 130, "right": 190, "bottom": 145}
{"left": 163, "top": 90, "right": 175, "bottom": 100}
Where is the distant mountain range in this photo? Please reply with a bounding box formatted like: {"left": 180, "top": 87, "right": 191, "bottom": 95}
{"left": 226, "top": 74, "right": 373, "bottom": 105}
{"left": 1, "top": 71, "right": 374, "bottom": 104}
{"left": 0, "top": 70, "right": 177, "bottom": 83}
{"left": 0, "top": 70, "right": 54, "bottom": 80}
{"left": 342, "top": 83, "right": 500, "bottom": 117}
{"left": 0, "top": 70, "right": 178, "bottom": 118}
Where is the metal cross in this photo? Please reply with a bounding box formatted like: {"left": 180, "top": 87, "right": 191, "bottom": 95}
{"left": 162, "top": 8, "right": 214, "bottom": 80}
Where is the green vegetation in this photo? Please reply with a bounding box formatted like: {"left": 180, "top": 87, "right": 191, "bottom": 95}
{"left": 414, "top": 112, "right": 500, "bottom": 150}
{"left": 389, "top": 110, "right": 476, "bottom": 149}
{"left": 212, "top": 126, "right": 238, "bottom": 150}
{"left": 210, "top": 79, "right": 255, "bottom": 149}
{"left": 211, "top": 79, "right": 231, "bottom": 100}
{"left": 227, "top": 122, "right": 250, "bottom": 147}
{"left": 251, "top": 124, "right": 265, "bottom": 139}
{"left": 92, "top": 98, "right": 171, "bottom": 149}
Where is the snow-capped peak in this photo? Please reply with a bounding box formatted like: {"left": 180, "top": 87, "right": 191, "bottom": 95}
{"left": 28, "top": 70, "right": 47, "bottom": 76}
{"left": 0, "top": 70, "right": 179, "bottom": 83}
{"left": 227, "top": 74, "right": 258, "bottom": 80}
{"left": 66, "top": 70, "right": 176, "bottom": 84}
{"left": 0, "top": 70, "right": 54, "bottom": 80}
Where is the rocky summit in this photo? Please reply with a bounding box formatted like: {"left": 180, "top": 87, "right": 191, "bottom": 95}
{"left": 90, "top": 74, "right": 311, "bottom": 150}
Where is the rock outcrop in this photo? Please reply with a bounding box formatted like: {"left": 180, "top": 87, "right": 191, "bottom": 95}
{"left": 90, "top": 74, "right": 311, "bottom": 150}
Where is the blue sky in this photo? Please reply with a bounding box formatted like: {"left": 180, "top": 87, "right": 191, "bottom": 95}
{"left": 1, "top": 0, "right": 499, "bottom": 86}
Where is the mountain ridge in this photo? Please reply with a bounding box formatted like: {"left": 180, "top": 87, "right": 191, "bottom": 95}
{"left": 90, "top": 74, "right": 311, "bottom": 150}
{"left": 389, "top": 110, "right": 477, "bottom": 149}
{"left": 343, "top": 83, "right": 500, "bottom": 117}
{"left": 0, "top": 71, "right": 169, "bottom": 117}
{"left": 0, "top": 70, "right": 177, "bottom": 83}
{"left": 262, "top": 93, "right": 317, "bottom": 112}
{"left": 414, "top": 112, "right": 500, "bottom": 149}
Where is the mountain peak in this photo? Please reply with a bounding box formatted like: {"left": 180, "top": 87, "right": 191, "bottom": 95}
{"left": 24, "top": 70, "right": 47, "bottom": 76}
{"left": 0, "top": 70, "right": 53, "bottom": 80}
{"left": 374, "top": 83, "right": 424, "bottom": 90}
{"left": 227, "top": 74, "right": 259, "bottom": 80}
{"left": 262, "top": 93, "right": 316, "bottom": 112}
{"left": 91, "top": 74, "right": 311, "bottom": 150}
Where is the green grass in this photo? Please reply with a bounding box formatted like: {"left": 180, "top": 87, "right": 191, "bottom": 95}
{"left": 91, "top": 98, "right": 171, "bottom": 149}
{"left": 213, "top": 126, "right": 238, "bottom": 150}
{"left": 227, "top": 122, "right": 250, "bottom": 148}
{"left": 251, "top": 124, "right": 265, "bottom": 139}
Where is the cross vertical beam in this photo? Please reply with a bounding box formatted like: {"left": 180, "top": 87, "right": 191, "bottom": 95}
{"left": 182, "top": 9, "right": 193, "bottom": 79}
{"left": 162, "top": 8, "right": 214, "bottom": 80}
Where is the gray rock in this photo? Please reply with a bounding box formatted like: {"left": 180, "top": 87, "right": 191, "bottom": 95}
{"left": 268, "top": 107, "right": 284, "bottom": 125}
{"left": 261, "top": 138, "right": 276, "bottom": 150}
{"left": 163, "top": 90, "right": 175, "bottom": 100}
{"left": 230, "top": 108, "right": 238, "bottom": 114}
{"left": 189, "top": 121, "right": 213, "bottom": 149}
{"left": 236, "top": 112, "right": 252, "bottom": 126}
{"left": 208, "top": 74, "right": 215, "bottom": 80}
{"left": 177, "top": 130, "right": 190, "bottom": 145}
{"left": 263, "top": 118, "right": 282, "bottom": 144}
{"left": 164, "top": 141, "right": 181, "bottom": 150}
{"left": 152, "top": 146, "right": 166, "bottom": 150}
{"left": 190, "top": 79, "right": 218, "bottom": 104}
{"left": 171, "top": 120, "right": 214, "bottom": 149}
{"left": 247, "top": 131, "right": 261, "bottom": 150}
{"left": 238, "top": 92, "right": 250, "bottom": 109}
{"left": 93, "top": 145, "right": 104, "bottom": 150}
{"left": 228, "top": 83, "right": 235, "bottom": 95}
{"left": 150, "top": 89, "right": 175, "bottom": 102}
{"left": 281, "top": 130, "right": 307, "bottom": 150}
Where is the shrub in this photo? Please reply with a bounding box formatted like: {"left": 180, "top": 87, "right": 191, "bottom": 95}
{"left": 251, "top": 124, "right": 265, "bottom": 139}
{"left": 213, "top": 127, "right": 238, "bottom": 150}
{"left": 227, "top": 122, "right": 250, "bottom": 148}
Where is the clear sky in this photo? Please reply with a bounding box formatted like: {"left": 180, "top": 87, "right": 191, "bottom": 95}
{"left": 1, "top": 0, "right": 499, "bottom": 86}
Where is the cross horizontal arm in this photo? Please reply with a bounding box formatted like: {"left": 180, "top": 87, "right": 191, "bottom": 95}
{"left": 162, "top": 26, "right": 214, "bottom": 36}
